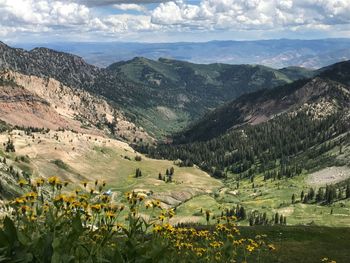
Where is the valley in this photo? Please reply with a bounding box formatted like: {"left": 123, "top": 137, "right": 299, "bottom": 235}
{"left": 0, "top": 41, "right": 350, "bottom": 262}
{"left": 2, "top": 0, "right": 350, "bottom": 261}
{"left": 1, "top": 128, "right": 350, "bottom": 227}
{"left": 0, "top": 42, "right": 314, "bottom": 137}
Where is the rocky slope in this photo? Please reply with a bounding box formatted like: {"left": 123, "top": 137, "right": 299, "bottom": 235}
{"left": 0, "top": 70, "right": 153, "bottom": 143}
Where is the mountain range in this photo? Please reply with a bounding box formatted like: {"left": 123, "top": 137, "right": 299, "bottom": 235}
{"left": 173, "top": 60, "right": 350, "bottom": 143}
{"left": 0, "top": 41, "right": 314, "bottom": 138}
{"left": 13, "top": 39, "right": 350, "bottom": 69}
{"left": 1, "top": 40, "right": 350, "bottom": 231}
{"left": 144, "top": 59, "right": 350, "bottom": 184}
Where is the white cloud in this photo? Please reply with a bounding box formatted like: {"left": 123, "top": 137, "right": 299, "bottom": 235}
{"left": 1, "top": 0, "right": 350, "bottom": 41}
{"left": 0, "top": 0, "right": 90, "bottom": 26}
{"left": 76, "top": 0, "right": 166, "bottom": 6}
{"left": 113, "top": 4, "right": 147, "bottom": 13}
{"left": 150, "top": 0, "right": 350, "bottom": 31}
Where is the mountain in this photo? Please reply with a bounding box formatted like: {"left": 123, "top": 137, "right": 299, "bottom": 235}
{"left": 0, "top": 41, "right": 313, "bottom": 137}
{"left": 0, "top": 42, "right": 100, "bottom": 89}
{"left": 172, "top": 62, "right": 350, "bottom": 143}
{"left": 13, "top": 39, "right": 350, "bottom": 69}
{"left": 318, "top": 60, "right": 350, "bottom": 85}
{"left": 143, "top": 59, "right": 350, "bottom": 181}
{"left": 107, "top": 57, "right": 313, "bottom": 136}
{"left": 0, "top": 70, "right": 153, "bottom": 143}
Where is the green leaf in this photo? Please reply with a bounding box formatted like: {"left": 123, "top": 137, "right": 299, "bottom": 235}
{"left": 72, "top": 215, "right": 83, "bottom": 234}
{"left": 51, "top": 252, "right": 61, "bottom": 263}
{"left": 52, "top": 238, "right": 61, "bottom": 250}
{"left": 112, "top": 248, "right": 125, "bottom": 263}
{"left": 17, "top": 232, "right": 30, "bottom": 247}
{"left": 3, "top": 217, "right": 17, "bottom": 246}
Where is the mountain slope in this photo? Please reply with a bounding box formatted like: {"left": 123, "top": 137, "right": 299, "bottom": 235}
{"left": 172, "top": 61, "right": 350, "bottom": 143}
{"left": 142, "top": 60, "right": 350, "bottom": 181}
{"left": 0, "top": 42, "right": 314, "bottom": 137}
{"left": 318, "top": 60, "right": 350, "bottom": 85}
{"left": 108, "top": 57, "right": 314, "bottom": 135}
{"left": 0, "top": 42, "right": 100, "bottom": 89}
{"left": 0, "top": 70, "right": 153, "bottom": 143}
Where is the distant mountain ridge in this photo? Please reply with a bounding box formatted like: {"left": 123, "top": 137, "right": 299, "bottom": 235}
{"left": 0, "top": 41, "right": 314, "bottom": 137}
{"left": 13, "top": 38, "right": 350, "bottom": 68}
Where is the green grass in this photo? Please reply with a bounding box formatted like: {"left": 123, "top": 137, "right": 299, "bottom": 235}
{"left": 51, "top": 159, "right": 73, "bottom": 172}
{"left": 238, "top": 226, "right": 350, "bottom": 263}
{"left": 216, "top": 173, "right": 350, "bottom": 226}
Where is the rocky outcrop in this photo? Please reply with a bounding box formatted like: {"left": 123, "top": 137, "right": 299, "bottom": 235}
{"left": 0, "top": 70, "right": 154, "bottom": 143}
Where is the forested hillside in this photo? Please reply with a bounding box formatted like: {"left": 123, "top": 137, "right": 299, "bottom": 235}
{"left": 141, "top": 62, "right": 350, "bottom": 180}
{"left": 0, "top": 42, "right": 313, "bottom": 137}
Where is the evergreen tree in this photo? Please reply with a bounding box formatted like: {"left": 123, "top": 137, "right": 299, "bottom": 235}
{"left": 307, "top": 188, "right": 315, "bottom": 201}
{"left": 346, "top": 183, "right": 350, "bottom": 199}
{"left": 239, "top": 206, "right": 246, "bottom": 220}
{"left": 274, "top": 213, "right": 279, "bottom": 225}
{"left": 291, "top": 193, "right": 295, "bottom": 204}
{"left": 135, "top": 168, "right": 142, "bottom": 178}
{"left": 316, "top": 188, "right": 325, "bottom": 202}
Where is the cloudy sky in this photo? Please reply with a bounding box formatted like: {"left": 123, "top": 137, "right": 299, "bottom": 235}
{"left": 1, "top": 0, "right": 350, "bottom": 43}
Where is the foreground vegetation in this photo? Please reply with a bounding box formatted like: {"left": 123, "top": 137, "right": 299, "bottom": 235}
{"left": 0, "top": 178, "right": 274, "bottom": 262}
{"left": 238, "top": 226, "right": 349, "bottom": 263}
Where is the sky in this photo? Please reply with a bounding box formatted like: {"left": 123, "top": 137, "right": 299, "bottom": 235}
{"left": 1, "top": 0, "right": 350, "bottom": 43}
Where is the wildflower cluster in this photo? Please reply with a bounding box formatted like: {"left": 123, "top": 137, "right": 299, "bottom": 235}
{"left": 1, "top": 178, "right": 274, "bottom": 262}
{"left": 153, "top": 215, "right": 274, "bottom": 262}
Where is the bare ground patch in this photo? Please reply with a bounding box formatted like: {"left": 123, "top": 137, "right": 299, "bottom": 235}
{"left": 307, "top": 166, "right": 350, "bottom": 186}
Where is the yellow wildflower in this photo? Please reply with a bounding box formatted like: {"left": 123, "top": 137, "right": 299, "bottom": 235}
{"left": 20, "top": 205, "right": 31, "bottom": 214}
{"left": 48, "top": 176, "right": 60, "bottom": 186}
{"left": 268, "top": 244, "right": 276, "bottom": 251}
{"left": 91, "top": 204, "right": 102, "bottom": 212}
{"left": 106, "top": 211, "right": 116, "bottom": 219}
{"left": 18, "top": 179, "right": 28, "bottom": 188}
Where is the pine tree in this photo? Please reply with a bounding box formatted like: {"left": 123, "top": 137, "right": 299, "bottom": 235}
{"left": 239, "top": 206, "right": 246, "bottom": 220}
{"left": 249, "top": 216, "right": 254, "bottom": 226}
{"left": 316, "top": 188, "right": 324, "bottom": 202}
{"left": 274, "top": 213, "right": 279, "bottom": 225}
{"left": 291, "top": 193, "right": 295, "bottom": 204}
{"left": 346, "top": 183, "right": 350, "bottom": 199}
{"left": 135, "top": 168, "right": 142, "bottom": 178}
{"left": 308, "top": 188, "right": 315, "bottom": 201}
